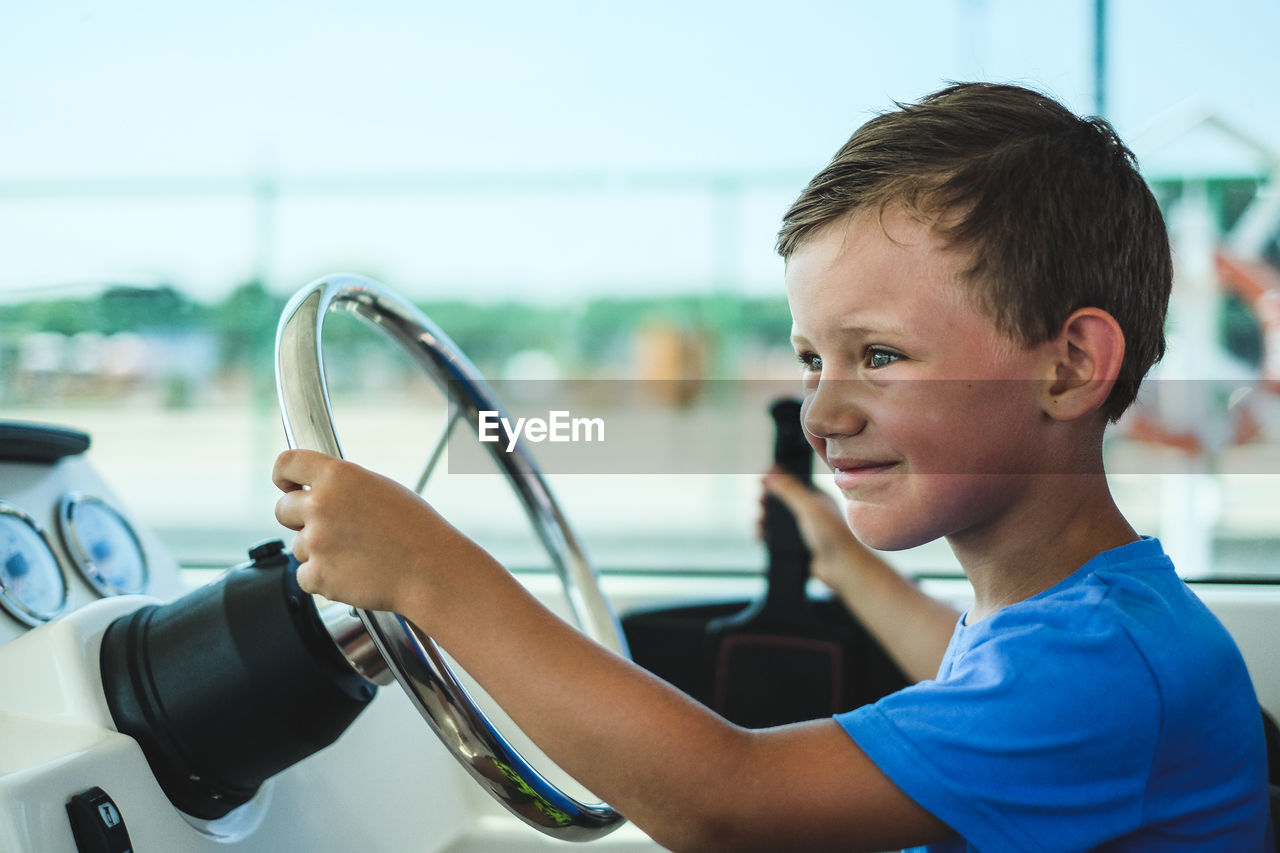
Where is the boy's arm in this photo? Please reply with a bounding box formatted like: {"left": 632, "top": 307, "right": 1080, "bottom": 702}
{"left": 763, "top": 470, "right": 959, "bottom": 683}
{"left": 273, "top": 450, "right": 955, "bottom": 852}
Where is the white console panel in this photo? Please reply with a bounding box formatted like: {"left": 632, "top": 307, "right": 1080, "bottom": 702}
{"left": 0, "top": 431, "right": 663, "bottom": 853}
{"left": 0, "top": 593, "right": 662, "bottom": 852}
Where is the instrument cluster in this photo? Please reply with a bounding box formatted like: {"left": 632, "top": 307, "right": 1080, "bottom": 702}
{"left": 0, "top": 421, "right": 154, "bottom": 634}
{"left": 0, "top": 492, "right": 149, "bottom": 628}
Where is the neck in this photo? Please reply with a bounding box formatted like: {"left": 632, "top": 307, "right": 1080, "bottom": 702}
{"left": 949, "top": 473, "right": 1138, "bottom": 623}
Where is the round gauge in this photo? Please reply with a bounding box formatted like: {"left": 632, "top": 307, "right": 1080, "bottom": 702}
{"left": 0, "top": 501, "right": 69, "bottom": 626}
{"left": 58, "top": 494, "right": 149, "bottom": 596}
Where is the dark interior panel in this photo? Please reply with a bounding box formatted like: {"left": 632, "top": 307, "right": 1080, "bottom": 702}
{"left": 622, "top": 596, "right": 910, "bottom": 728}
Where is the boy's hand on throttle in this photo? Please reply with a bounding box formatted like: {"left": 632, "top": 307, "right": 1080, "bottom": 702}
{"left": 762, "top": 467, "right": 869, "bottom": 592}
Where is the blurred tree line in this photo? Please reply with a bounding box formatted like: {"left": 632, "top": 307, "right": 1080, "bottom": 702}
{"left": 0, "top": 281, "right": 794, "bottom": 387}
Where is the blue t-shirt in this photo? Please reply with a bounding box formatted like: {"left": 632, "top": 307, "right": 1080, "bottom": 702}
{"left": 836, "top": 538, "right": 1273, "bottom": 852}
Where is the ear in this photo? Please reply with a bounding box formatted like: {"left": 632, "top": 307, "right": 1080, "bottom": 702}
{"left": 1042, "top": 307, "right": 1125, "bottom": 421}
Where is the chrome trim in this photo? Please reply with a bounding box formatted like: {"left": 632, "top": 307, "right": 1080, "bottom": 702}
{"left": 56, "top": 492, "right": 150, "bottom": 597}
{"left": 275, "top": 274, "right": 628, "bottom": 841}
{"left": 319, "top": 603, "right": 392, "bottom": 686}
{"left": 0, "top": 500, "right": 69, "bottom": 627}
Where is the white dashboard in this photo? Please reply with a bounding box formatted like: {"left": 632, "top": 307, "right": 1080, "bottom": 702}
{"left": 0, "top": 423, "right": 662, "bottom": 852}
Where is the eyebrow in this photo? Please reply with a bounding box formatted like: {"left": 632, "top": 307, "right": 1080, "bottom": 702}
{"left": 791, "top": 321, "right": 916, "bottom": 348}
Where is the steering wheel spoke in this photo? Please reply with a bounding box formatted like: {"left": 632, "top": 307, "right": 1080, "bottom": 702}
{"left": 414, "top": 402, "right": 463, "bottom": 495}
{"left": 275, "top": 274, "right": 628, "bottom": 841}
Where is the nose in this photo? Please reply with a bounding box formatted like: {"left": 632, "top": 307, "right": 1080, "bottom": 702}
{"left": 800, "top": 378, "right": 866, "bottom": 446}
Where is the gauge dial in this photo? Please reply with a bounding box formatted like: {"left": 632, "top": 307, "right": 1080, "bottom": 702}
{"left": 58, "top": 494, "right": 149, "bottom": 596}
{"left": 0, "top": 501, "right": 69, "bottom": 626}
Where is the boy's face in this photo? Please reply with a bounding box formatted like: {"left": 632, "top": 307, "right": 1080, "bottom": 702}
{"left": 785, "top": 206, "right": 1056, "bottom": 551}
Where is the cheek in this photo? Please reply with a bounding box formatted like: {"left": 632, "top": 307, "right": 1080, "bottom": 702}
{"left": 895, "top": 385, "right": 1042, "bottom": 475}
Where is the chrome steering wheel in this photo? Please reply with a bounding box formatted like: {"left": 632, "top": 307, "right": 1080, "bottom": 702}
{"left": 275, "top": 274, "right": 628, "bottom": 841}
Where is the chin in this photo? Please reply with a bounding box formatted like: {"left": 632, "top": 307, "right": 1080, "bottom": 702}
{"left": 844, "top": 505, "right": 940, "bottom": 552}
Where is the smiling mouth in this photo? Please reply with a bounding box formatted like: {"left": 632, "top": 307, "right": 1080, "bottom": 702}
{"left": 829, "top": 460, "right": 900, "bottom": 489}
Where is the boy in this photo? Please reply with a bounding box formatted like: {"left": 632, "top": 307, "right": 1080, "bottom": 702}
{"left": 273, "top": 83, "right": 1273, "bottom": 850}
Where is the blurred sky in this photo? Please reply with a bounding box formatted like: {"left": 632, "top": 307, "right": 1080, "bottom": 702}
{"left": 2, "top": 0, "right": 1279, "bottom": 301}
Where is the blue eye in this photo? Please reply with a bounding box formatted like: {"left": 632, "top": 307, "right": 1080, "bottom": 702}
{"left": 865, "top": 348, "right": 900, "bottom": 369}
{"left": 796, "top": 351, "right": 822, "bottom": 372}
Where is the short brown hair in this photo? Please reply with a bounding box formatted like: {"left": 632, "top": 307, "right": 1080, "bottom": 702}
{"left": 776, "top": 82, "right": 1171, "bottom": 421}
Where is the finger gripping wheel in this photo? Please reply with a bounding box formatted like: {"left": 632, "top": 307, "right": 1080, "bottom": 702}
{"left": 275, "top": 274, "right": 628, "bottom": 840}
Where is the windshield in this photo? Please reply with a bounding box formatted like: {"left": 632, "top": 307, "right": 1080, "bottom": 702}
{"left": 3, "top": 1, "right": 1279, "bottom": 580}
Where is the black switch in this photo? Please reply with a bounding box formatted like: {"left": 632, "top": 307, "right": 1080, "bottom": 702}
{"left": 66, "top": 787, "right": 134, "bottom": 853}
{"left": 248, "top": 538, "right": 288, "bottom": 568}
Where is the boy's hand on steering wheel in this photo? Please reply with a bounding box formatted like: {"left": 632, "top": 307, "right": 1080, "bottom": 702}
{"left": 272, "top": 448, "right": 478, "bottom": 622}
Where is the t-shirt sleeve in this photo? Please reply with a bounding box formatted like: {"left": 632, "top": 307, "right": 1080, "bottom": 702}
{"left": 836, "top": 613, "right": 1162, "bottom": 853}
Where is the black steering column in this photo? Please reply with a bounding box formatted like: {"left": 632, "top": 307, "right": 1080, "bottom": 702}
{"left": 99, "top": 540, "right": 377, "bottom": 820}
